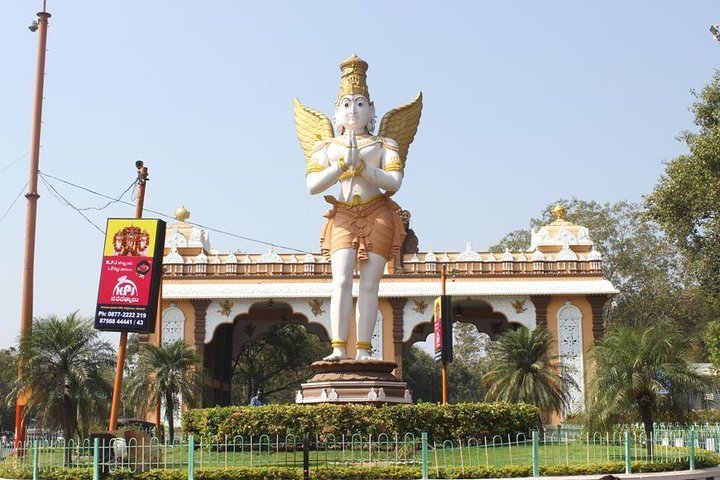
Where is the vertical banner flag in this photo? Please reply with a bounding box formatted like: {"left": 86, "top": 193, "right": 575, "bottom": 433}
{"left": 434, "top": 295, "right": 453, "bottom": 363}
{"left": 95, "top": 218, "right": 166, "bottom": 332}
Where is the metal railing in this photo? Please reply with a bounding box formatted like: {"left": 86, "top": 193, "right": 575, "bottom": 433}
{"left": 0, "top": 428, "right": 715, "bottom": 479}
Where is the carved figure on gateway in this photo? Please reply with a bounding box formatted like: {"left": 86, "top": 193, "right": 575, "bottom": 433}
{"left": 294, "top": 55, "right": 422, "bottom": 361}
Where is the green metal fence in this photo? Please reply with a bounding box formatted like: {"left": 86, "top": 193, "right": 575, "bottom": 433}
{"left": 0, "top": 427, "right": 716, "bottom": 479}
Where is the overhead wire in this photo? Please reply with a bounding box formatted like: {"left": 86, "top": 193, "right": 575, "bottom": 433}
{"left": 77, "top": 180, "right": 136, "bottom": 211}
{"left": 0, "top": 152, "right": 29, "bottom": 174}
{"left": 0, "top": 182, "right": 28, "bottom": 225}
{"left": 39, "top": 175, "right": 105, "bottom": 235}
{"left": 37, "top": 171, "right": 312, "bottom": 254}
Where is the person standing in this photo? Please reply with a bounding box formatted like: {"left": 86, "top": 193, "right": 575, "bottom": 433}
{"left": 249, "top": 390, "right": 266, "bottom": 406}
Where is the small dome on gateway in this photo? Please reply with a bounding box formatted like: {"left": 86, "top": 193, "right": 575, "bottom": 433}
{"left": 530, "top": 202, "right": 594, "bottom": 253}
{"left": 164, "top": 205, "right": 212, "bottom": 252}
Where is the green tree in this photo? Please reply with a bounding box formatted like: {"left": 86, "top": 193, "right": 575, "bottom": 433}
{"left": 482, "top": 327, "right": 569, "bottom": 419}
{"left": 402, "top": 323, "right": 490, "bottom": 403}
{"left": 587, "top": 322, "right": 709, "bottom": 451}
{"left": 402, "top": 346, "right": 441, "bottom": 403}
{"left": 450, "top": 323, "right": 491, "bottom": 402}
{"left": 646, "top": 71, "right": 720, "bottom": 310}
{"left": 124, "top": 340, "right": 202, "bottom": 442}
{"left": 492, "top": 199, "right": 711, "bottom": 337}
{"left": 10, "top": 313, "right": 114, "bottom": 452}
{"left": 0, "top": 348, "right": 17, "bottom": 435}
{"left": 705, "top": 320, "right": 720, "bottom": 368}
{"left": 231, "top": 324, "right": 330, "bottom": 405}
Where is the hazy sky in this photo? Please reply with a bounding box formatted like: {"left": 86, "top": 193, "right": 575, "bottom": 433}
{"left": 1, "top": 1, "right": 718, "bottom": 349}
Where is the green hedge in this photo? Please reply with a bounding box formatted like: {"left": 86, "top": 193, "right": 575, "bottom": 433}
{"left": 183, "top": 402, "right": 541, "bottom": 441}
{"left": 693, "top": 409, "right": 720, "bottom": 423}
{"left": 1, "top": 460, "right": 717, "bottom": 480}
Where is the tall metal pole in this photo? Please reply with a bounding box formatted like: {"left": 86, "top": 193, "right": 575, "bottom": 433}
{"left": 441, "top": 265, "right": 448, "bottom": 405}
{"left": 108, "top": 164, "right": 148, "bottom": 431}
{"left": 154, "top": 286, "right": 163, "bottom": 437}
{"left": 15, "top": 3, "right": 51, "bottom": 449}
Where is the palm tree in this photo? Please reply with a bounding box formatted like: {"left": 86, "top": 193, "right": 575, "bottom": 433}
{"left": 10, "top": 312, "right": 115, "bottom": 457}
{"left": 482, "top": 326, "right": 569, "bottom": 420}
{"left": 587, "top": 322, "right": 709, "bottom": 451}
{"left": 124, "top": 340, "right": 202, "bottom": 442}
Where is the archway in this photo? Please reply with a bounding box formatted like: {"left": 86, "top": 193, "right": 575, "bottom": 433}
{"left": 202, "top": 300, "right": 330, "bottom": 406}
{"left": 401, "top": 298, "right": 516, "bottom": 403}
{"left": 404, "top": 298, "right": 515, "bottom": 357}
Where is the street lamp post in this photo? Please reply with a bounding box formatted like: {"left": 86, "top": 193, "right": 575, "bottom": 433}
{"left": 15, "top": 1, "right": 51, "bottom": 449}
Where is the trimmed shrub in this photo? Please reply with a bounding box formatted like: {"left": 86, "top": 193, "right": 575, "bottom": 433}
{"left": 183, "top": 402, "right": 541, "bottom": 441}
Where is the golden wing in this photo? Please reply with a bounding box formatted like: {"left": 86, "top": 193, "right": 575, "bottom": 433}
{"left": 377, "top": 92, "right": 423, "bottom": 167}
{"left": 293, "top": 98, "right": 335, "bottom": 162}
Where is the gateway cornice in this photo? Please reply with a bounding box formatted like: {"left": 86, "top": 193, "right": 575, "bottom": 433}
{"left": 162, "top": 279, "right": 618, "bottom": 299}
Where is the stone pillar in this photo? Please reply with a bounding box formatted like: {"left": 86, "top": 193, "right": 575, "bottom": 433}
{"left": 388, "top": 297, "right": 408, "bottom": 378}
{"left": 530, "top": 295, "right": 551, "bottom": 330}
{"left": 190, "top": 299, "right": 212, "bottom": 406}
{"left": 587, "top": 294, "right": 609, "bottom": 342}
{"left": 190, "top": 299, "right": 212, "bottom": 357}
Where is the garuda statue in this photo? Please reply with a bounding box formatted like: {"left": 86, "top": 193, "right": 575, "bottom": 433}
{"left": 294, "top": 54, "right": 422, "bottom": 361}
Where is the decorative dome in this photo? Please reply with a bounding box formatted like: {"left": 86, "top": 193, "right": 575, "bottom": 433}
{"left": 164, "top": 206, "right": 212, "bottom": 252}
{"left": 530, "top": 203, "right": 594, "bottom": 252}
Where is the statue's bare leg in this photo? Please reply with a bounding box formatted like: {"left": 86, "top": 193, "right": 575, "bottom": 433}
{"left": 325, "top": 248, "right": 357, "bottom": 361}
{"left": 355, "top": 252, "right": 386, "bottom": 360}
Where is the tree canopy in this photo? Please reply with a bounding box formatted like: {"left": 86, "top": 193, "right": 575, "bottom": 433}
{"left": 493, "top": 199, "right": 711, "bottom": 337}
{"left": 10, "top": 313, "right": 115, "bottom": 445}
{"left": 587, "top": 322, "right": 709, "bottom": 450}
{"left": 402, "top": 322, "right": 490, "bottom": 403}
{"left": 0, "top": 348, "right": 17, "bottom": 435}
{"left": 124, "top": 339, "right": 202, "bottom": 442}
{"left": 231, "top": 323, "right": 330, "bottom": 405}
{"left": 482, "top": 327, "right": 568, "bottom": 418}
{"left": 646, "top": 71, "right": 720, "bottom": 310}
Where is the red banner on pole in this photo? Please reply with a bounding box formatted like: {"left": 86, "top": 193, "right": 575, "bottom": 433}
{"left": 95, "top": 218, "right": 166, "bottom": 333}
{"left": 434, "top": 295, "right": 453, "bottom": 363}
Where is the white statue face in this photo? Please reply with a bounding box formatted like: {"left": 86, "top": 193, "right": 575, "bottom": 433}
{"left": 335, "top": 94, "right": 374, "bottom": 134}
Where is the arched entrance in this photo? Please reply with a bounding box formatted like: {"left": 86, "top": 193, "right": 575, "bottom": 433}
{"left": 404, "top": 298, "right": 517, "bottom": 357}
{"left": 202, "top": 300, "right": 330, "bottom": 406}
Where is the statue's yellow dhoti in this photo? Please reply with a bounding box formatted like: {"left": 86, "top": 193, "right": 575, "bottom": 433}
{"left": 320, "top": 194, "right": 406, "bottom": 262}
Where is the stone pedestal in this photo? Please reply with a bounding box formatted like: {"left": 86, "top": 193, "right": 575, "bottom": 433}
{"left": 296, "top": 359, "right": 412, "bottom": 404}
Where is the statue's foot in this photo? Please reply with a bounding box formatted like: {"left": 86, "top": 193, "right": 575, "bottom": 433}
{"left": 323, "top": 347, "right": 347, "bottom": 361}
{"left": 355, "top": 348, "right": 374, "bottom": 361}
